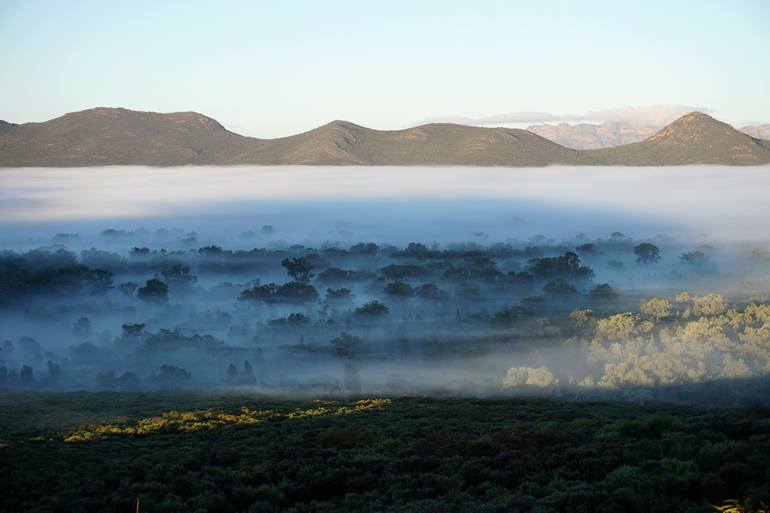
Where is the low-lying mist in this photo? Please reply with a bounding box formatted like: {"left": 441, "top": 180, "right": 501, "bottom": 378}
{"left": 2, "top": 165, "right": 770, "bottom": 243}
{"left": 1, "top": 165, "right": 770, "bottom": 406}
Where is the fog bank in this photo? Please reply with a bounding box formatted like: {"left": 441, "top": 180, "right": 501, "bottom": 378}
{"left": 2, "top": 166, "right": 769, "bottom": 244}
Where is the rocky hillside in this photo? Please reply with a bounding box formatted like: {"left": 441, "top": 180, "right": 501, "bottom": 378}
{"left": 526, "top": 122, "right": 656, "bottom": 150}
{"left": 587, "top": 112, "right": 770, "bottom": 165}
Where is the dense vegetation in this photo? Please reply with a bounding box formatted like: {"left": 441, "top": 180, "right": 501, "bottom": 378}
{"left": 1, "top": 392, "right": 769, "bottom": 513}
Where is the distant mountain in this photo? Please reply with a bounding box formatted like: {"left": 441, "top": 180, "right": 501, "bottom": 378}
{"left": 0, "top": 108, "right": 591, "bottom": 167}
{"left": 248, "top": 120, "right": 594, "bottom": 166}
{"left": 526, "top": 122, "right": 656, "bottom": 149}
{"left": 0, "top": 108, "right": 257, "bottom": 166}
{"left": 740, "top": 124, "right": 770, "bottom": 140}
{"left": 586, "top": 112, "right": 770, "bottom": 165}
{"left": 1, "top": 108, "right": 768, "bottom": 167}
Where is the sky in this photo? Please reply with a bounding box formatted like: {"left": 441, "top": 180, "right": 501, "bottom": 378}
{"left": 1, "top": 0, "right": 769, "bottom": 138}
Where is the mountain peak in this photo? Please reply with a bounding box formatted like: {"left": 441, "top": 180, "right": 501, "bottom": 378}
{"left": 588, "top": 111, "right": 770, "bottom": 165}
{"left": 646, "top": 111, "right": 735, "bottom": 144}
{"left": 672, "top": 111, "right": 715, "bottom": 123}
{"left": 320, "top": 120, "right": 367, "bottom": 131}
{"left": 52, "top": 107, "right": 227, "bottom": 132}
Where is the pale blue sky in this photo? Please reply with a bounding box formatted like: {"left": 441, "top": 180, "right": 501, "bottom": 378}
{"left": 1, "top": 0, "right": 769, "bottom": 137}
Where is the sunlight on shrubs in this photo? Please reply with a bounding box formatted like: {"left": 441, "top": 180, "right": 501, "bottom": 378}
{"left": 713, "top": 499, "right": 770, "bottom": 513}
{"left": 502, "top": 366, "right": 557, "bottom": 388}
{"left": 63, "top": 399, "right": 392, "bottom": 442}
{"left": 506, "top": 293, "right": 770, "bottom": 391}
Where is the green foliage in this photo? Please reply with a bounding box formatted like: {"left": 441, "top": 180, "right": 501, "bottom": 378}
{"left": 239, "top": 281, "right": 319, "bottom": 303}
{"left": 137, "top": 278, "right": 169, "bottom": 303}
{"left": 383, "top": 281, "right": 414, "bottom": 297}
{"left": 354, "top": 300, "right": 389, "bottom": 316}
{"left": 634, "top": 242, "right": 661, "bottom": 264}
{"left": 1, "top": 393, "right": 768, "bottom": 513}
{"left": 281, "top": 257, "right": 315, "bottom": 283}
{"left": 528, "top": 251, "right": 594, "bottom": 280}
{"left": 330, "top": 332, "right": 364, "bottom": 357}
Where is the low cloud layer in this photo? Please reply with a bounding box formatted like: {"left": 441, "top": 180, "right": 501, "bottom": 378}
{"left": 1, "top": 165, "right": 769, "bottom": 243}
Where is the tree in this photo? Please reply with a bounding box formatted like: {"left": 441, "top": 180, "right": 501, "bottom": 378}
{"left": 242, "top": 360, "right": 256, "bottom": 385}
{"left": 239, "top": 282, "right": 319, "bottom": 303}
{"left": 634, "top": 243, "right": 660, "bottom": 265}
{"left": 281, "top": 257, "right": 314, "bottom": 283}
{"left": 640, "top": 297, "right": 672, "bottom": 321}
{"left": 680, "top": 250, "right": 705, "bottom": 266}
{"left": 331, "top": 332, "right": 363, "bottom": 357}
{"left": 117, "top": 281, "right": 138, "bottom": 297}
{"left": 349, "top": 242, "right": 378, "bottom": 255}
{"left": 543, "top": 279, "right": 578, "bottom": 296}
{"left": 502, "top": 366, "right": 557, "bottom": 388}
{"left": 47, "top": 360, "right": 62, "bottom": 379}
{"left": 85, "top": 269, "right": 114, "bottom": 296}
{"left": 121, "top": 323, "right": 146, "bottom": 338}
{"left": 160, "top": 262, "right": 197, "bottom": 286}
{"left": 326, "top": 288, "right": 353, "bottom": 301}
{"left": 416, "top": 283, "right": 448, "bottom": 300}
{"left": 588, "top": 283, "right": 620, "bottom": 301}
{"left": 318, "top": 267, "right": 356, "bottom": 283}
{"left": 528, "top": 252, "right": 594, "bottom": 280}
{"left": 384, "top": 281, "right": 414, "bottom": 297}
{"left": 73, "top": 317, "right": 92, "bottom": 338}
{"left": 155, "top": 365, "right": 191, "bottom": 387}
{"left": 354, "top": 301, "right": 389, "bottom": 316}
{"left": 492, "top": 305, "right": 531, "bottom": 326}
{"left": 137, "top": 278, "right": 169, "bottom": 303}
{"left": 269, "top": 313, "right": 311, "bottom": 326}
{"left": 576, "top": 243, "right": 596, "bottom": 255}
{"left": 227, "top": 363, "right": 238, "bottom": 381}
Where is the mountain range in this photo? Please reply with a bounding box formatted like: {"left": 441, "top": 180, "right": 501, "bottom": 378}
{"left": 0, "top": 108, "right": 768, "bottom": 167}
{"left": 526, "top": 122, "right": 657, "bottom": 150}
{"left": 740, "top": 124, "right": 770, "bottom": 141}
{"left": 526, "top": 120, "right": 770, "bottom": 150}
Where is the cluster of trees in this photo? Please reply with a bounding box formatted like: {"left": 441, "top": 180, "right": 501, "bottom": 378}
{"left": 500, "top": 293, "right": 770, "bottom": 399}
{"left": 2, "top": 231, "right": 765, "bottom": 395}
{"left": 0, "top": 249, "right": 114, "bottom": 304}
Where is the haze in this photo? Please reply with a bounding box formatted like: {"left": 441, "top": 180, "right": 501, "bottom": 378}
{"left": 2, "top": 166, "right": 769, "bottom": 243}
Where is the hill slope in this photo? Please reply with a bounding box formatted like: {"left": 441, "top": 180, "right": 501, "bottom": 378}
{"left": 0, "top": 108, "right": 262, "bottom": 166}
{"left": 239, "top": 120, "right": 593, "bottom": 166}
{"left": 1, "top": 108, "right": 769, "bottom": 166}
{"left": 587, "top": 112, "right": 770, "bottom": 165}
{"left": 0, "top": 109, "right": 592, "bottom": 167}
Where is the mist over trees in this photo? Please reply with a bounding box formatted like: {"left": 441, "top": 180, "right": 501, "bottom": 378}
{"left": 0, "top": 224, "right": 768, "bottom": 407}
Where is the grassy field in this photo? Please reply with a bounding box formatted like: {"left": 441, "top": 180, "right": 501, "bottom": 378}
{"left": 1, "top": 391, "right": 769, "bottom": 513}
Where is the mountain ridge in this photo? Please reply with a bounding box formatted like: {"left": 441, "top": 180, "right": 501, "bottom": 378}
{"left": 1, "top": 108, "right": 769, "bottom": 167}
{"left": 586, "top": 112, "right": 770, "bottom": 166}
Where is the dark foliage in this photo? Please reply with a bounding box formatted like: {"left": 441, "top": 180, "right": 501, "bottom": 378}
{"left": 239, "top": 282, "right": 319, "bottom": 304}
{"left": 1, "top": 393, "right": 769, "bottom": 513}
